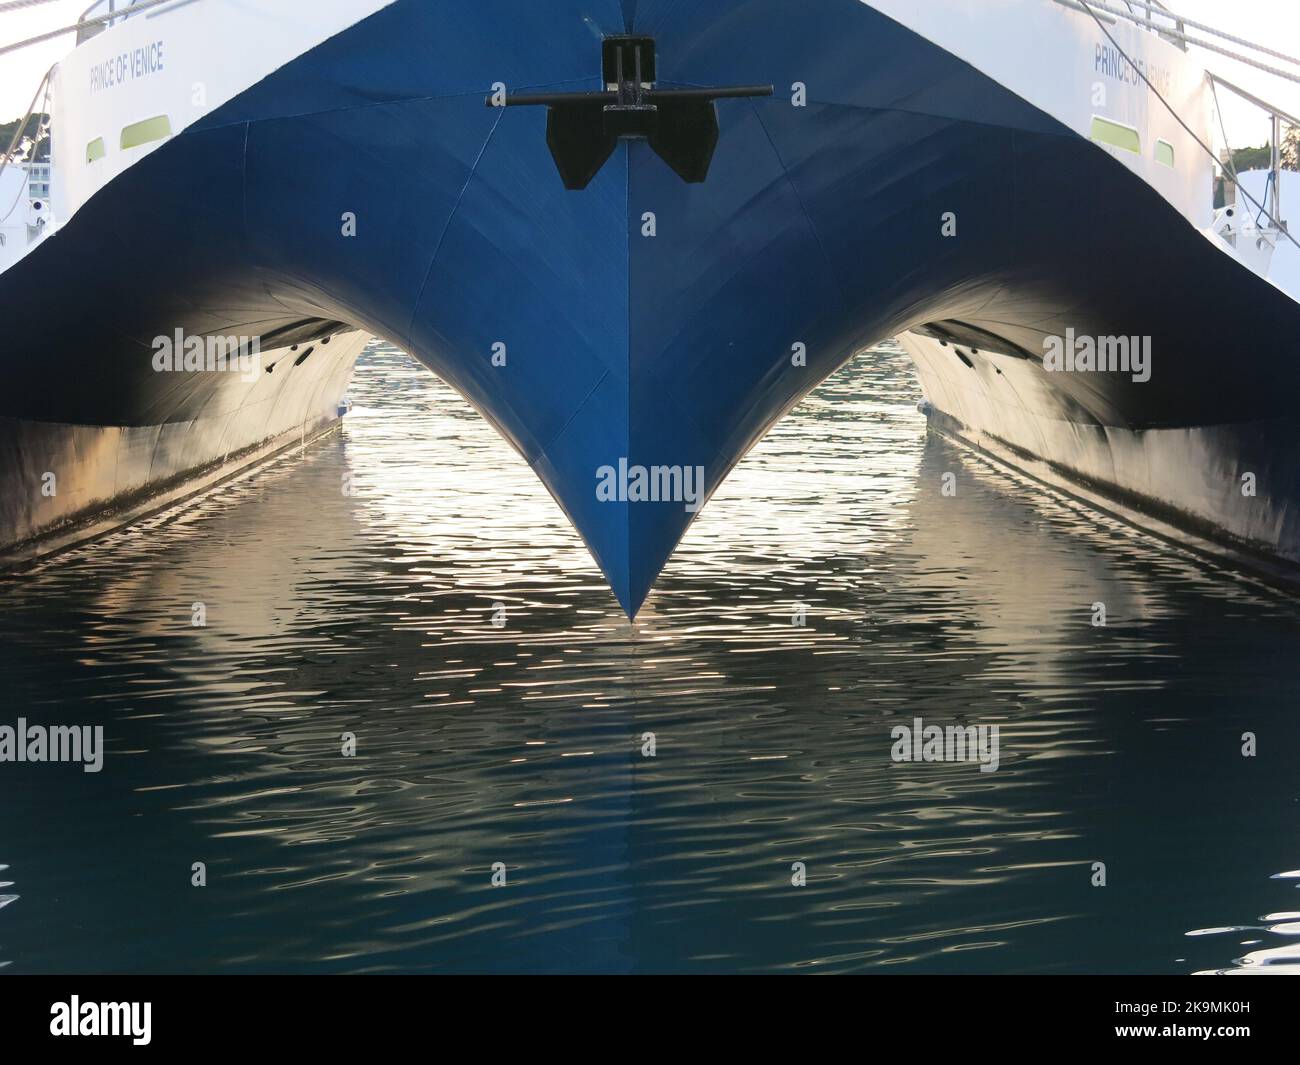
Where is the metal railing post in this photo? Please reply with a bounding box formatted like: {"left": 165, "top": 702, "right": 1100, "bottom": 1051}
{"left": 1272, "top": 113, "right": 1284, "bottom": 230}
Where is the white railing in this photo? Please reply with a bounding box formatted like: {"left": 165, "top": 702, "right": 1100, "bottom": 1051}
{"left": 1055, "top": 0, "right": 1300, "bottom": 81}
{"left": 0, "top": 65, "right": 52, "bottom": 229}
{"left": 0, "top": 68, "right": 51, "bottom": 175}
{"left": 79, "top": 1, "right": 141, "bottom": 43}
{"left": 1211, "top": 74, "right": 1297, "bottom": 233}
{"left": 1055, "top": 0, "right": 1187, "bottom": 50}
{"left": 76, "top": 0, "right": 185, "bottom": 45}
{"left": 0, "top": 0, "right": 190, "bottom": 55}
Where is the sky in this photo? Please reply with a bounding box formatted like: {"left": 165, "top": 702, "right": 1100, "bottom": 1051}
{"left": 1175, "top": 0, "right": 1300, "bottom": 148}
{"left": 1, "top": 0, "right": 85, "bottom": 118}
{"left": 2, "top": 0, "right": 1299, "bottom": 144}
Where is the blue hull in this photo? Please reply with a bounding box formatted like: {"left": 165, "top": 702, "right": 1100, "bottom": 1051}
{"left": 5, "top": 0, "right": 1300, "bottom": 612}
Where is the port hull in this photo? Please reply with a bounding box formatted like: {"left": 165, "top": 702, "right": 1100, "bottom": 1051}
{"left": 0, "top": 331, "right": 367, "bottom": 563}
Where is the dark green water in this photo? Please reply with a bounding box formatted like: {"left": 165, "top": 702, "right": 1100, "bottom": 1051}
{"left": 2, "top": 341, "right": 1298, "bottom": 973}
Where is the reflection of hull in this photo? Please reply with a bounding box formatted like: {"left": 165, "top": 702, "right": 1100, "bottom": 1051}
{"left": 903, "top": 331, "right": 1300, "bottom": 590}
{"left": 900, "top": 428, "right": 1155, "bottom": 661}
{"left": 4, "top": 0, "right": 1300, "bottom": 611}
{"left": 0, "top": 331, "right": 367, "bottom": 563}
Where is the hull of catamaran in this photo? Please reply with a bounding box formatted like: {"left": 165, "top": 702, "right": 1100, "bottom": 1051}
{"left": 2, "top": 0, "right": 1299, "bottom": 611}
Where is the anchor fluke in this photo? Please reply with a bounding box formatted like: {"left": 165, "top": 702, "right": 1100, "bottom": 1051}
{"left": 486, "top": 36, "right": 772, "bottom": 189}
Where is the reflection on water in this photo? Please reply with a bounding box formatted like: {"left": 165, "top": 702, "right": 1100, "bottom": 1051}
{"left": 1, "top": 341, "right": 1298, "bottom": 973}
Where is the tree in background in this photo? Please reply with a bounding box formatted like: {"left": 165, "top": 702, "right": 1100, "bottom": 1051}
{"left": 1283, "top": 125, "right": 1299, "bottom": 171}
{"left": 1230, "top": 143, "right": 1273, "bottom": 172}
{"left": 0, "top": 113, "right": 51, "bottom": 163}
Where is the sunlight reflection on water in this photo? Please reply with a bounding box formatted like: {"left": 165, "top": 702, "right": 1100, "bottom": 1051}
{"left": 1, "top": 340, "right": 1298, "bottom": 973}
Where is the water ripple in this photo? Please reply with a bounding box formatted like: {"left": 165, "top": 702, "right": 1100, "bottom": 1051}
{"left": 1, "top": 341, "right": 1297, "bottom": 973}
